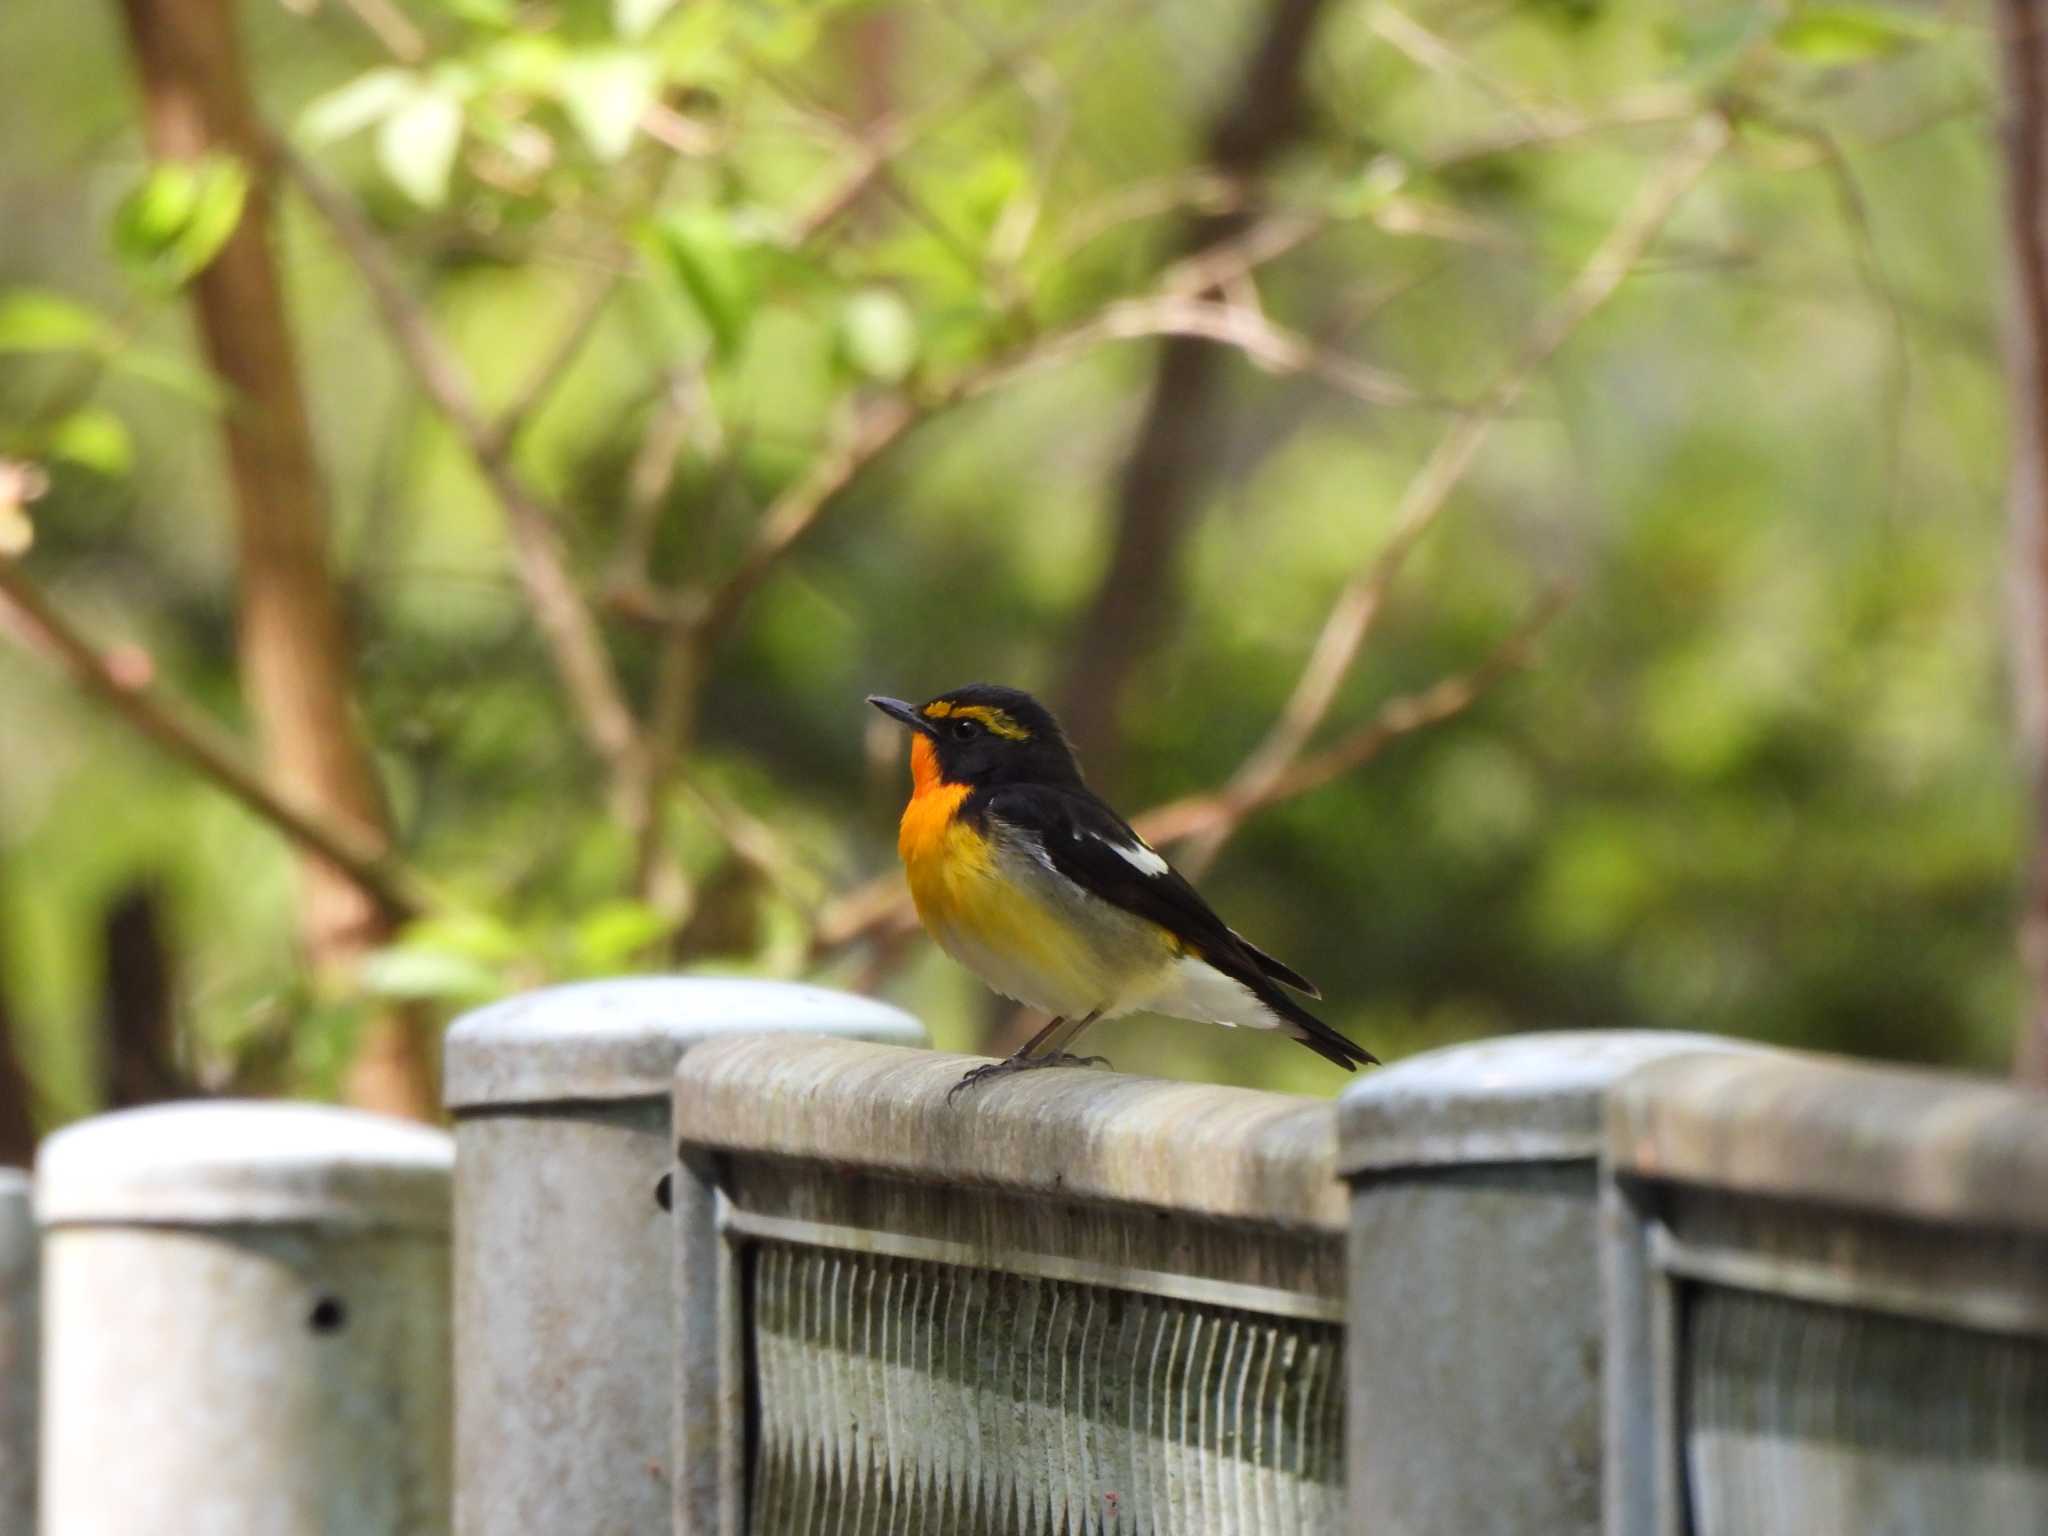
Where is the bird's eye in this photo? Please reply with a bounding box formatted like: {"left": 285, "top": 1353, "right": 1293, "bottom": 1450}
{"left": 950, "top": 719, "right": 977, "bottom": 741}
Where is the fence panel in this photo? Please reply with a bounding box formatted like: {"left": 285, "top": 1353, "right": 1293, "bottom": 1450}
{"left": 1604, "top": 1052, "right": 2048, "bottom": 1536}
{"left": 671, "top": 1035, "right": 1346, "bottom": 1536}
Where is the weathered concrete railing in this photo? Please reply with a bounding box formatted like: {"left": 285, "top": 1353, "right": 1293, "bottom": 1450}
{"left": 1603, "top": 1051, "right": 2048, "bottom": 1536}
{"left": 36, "top": 1102, "right": 454, "bottom": 1534}
{"left": 0, "top": 1169, "right": 33, "bottom": 1536}
{"left": 671, "top": 1035, "right": 1347, "bottom": 1535}
{"left": 1337, "top": 1032, "right": 1772, "bottom": 1536}
{"left": 443, "top": 978, "right": 923, "bottom": 1536}
{"left": 7, "top": 980, "right": 2047, "bottom": 1535}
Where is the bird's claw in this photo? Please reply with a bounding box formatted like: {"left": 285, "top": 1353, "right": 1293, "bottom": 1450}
{"left": 947, "top": 1051, "right": 1113, "bottom": 1102}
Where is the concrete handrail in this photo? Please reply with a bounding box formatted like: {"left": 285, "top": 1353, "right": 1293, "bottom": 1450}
{"left": 671, "top": 1033, "right": 1345, "bottom": 1230}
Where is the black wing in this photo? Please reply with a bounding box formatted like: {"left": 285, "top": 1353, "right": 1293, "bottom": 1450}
{"left": 979, "top": 784, "right": 1376, "bottom": 1069}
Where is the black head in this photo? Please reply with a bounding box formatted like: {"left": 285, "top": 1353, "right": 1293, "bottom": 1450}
{"left": 867, "top": 683, "right": 1084, "bottom": 788}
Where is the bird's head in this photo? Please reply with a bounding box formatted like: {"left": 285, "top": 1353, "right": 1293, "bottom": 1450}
{"left": 867, "top": 683, "right": 1083, "bottom": 791}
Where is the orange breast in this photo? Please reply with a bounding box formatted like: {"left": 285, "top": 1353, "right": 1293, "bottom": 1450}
{"left": 897, "top": 737, "right": 983, "bottom": 918}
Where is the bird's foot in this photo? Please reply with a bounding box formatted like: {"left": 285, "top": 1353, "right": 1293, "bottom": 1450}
{"left": 947, "top": 1051, "right": 1113, "bottom": 1102}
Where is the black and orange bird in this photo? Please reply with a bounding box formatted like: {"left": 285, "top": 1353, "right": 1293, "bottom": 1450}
{"left": 868, "top": 684, "right": 1377, "bottom": 1094}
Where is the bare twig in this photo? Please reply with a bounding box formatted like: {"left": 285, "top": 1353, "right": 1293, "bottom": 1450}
{"left": 491, "top": 266, "right": 624, "bottom": 453}
{"left": 1173, "top": 112, "right": 1731, "bottom": 875}
{"left": 280, "top": 147, "right": 643, "bottom": 780}
{"left": 1370, "top": 4, "right": 1571, "bottom": 135}
{"left": 1421, "top": 88, "right": 1700, "bottom": 173}
{"left": 337, "top": 0, "right": 425, "bottom": 63}
{"left": 956, "top": 296, "right": 1429, "bottom": 409}
{"left": 787, "top": 0, "right": 1118, "bottom": 245}
{"left": 609, "top": 369, "right": 703, "bottom": 604}
{"left": 1135, "top": 591, "right": 1567, "bottom": 845}
{"left": 0, "top": 561, "right": 425, "bottom": 917}
{"left": 1162, "top": 209, "right": 1327, "bottom": 298}
{"left": 690, "top": 394, "right": 920, "bottom": 647}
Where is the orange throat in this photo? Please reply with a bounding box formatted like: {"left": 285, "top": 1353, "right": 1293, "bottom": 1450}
{"left": 898, "top": 735, "right": 972, "bottom": 877}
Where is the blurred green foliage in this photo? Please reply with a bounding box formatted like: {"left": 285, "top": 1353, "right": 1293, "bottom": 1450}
{"left": 0, "top": 0, "right": 2016, "bottom": 1118}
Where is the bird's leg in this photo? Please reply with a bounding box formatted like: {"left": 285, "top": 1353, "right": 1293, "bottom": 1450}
{"left": 949, "top": 1010, "right": 1109, "bottom": 1101}
{"left": 1034, "top": 1009, "right": 1109, "bottom": 1069}
{"left": 1014, "top": 1014, "right": 1070, "bottom": 1058}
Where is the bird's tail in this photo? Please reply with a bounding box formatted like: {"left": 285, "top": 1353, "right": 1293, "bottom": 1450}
{"left": 1258, "top": 983, "right": 1379, "bottom": 1070}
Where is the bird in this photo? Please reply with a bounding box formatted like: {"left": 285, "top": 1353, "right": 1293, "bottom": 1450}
{"left": 867, "top": 683, "right": 1377, "bottom": 1095}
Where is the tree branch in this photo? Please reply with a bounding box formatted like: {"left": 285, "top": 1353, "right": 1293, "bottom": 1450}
{"left": 1172, "top": 111, "right": 1731, "bottom": 876}
{"left": 490, "top": 264, "right": 624, "bottom": 454}
{"left": 955, "top": 296, "right": 1429, "bottom": 410}
{"left": 117, "top": 0, "right": 433, "bottom": 1118}
{"left": 1053, "top": 0, "right": 1339, "bottom": 776}
{"left": 279, "top": 147, "right": 644, "bottom": 781}
{"left": 0, "top": 561, "right": 425, "bottom": 917}
{"left": 1997, "top": 0, "right": 2048, "bottom": 1082}
{"left": 1134, "top": 590, "right": 1567, "bottom": 846}
{"left": 807, "top": 113, "right": 1728, "bottom": 964}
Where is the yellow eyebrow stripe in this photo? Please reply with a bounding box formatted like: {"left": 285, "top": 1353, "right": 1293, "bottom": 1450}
{"left": 921, "top": 701, "right": 1032, "bottom": 740}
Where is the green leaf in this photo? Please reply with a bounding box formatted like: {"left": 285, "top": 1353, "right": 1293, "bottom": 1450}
{"left": 359, "top": 944, "right": 504, "bottom": 1003}
{"left": 0, "top": 289, "right": 114, "bottom": 354}
{"left": 569, "top": 900, "right": 669, "bottom": 973}
{"left": 299, "top": 67, "right": 414, "bottom": 146}
{"left": 649, "top": 208, "right": 762, "bottom": 358}
{"left": 1665, "top": 7, "right": 1769, "bottom": 82}
{"left": 1327, "top": 155, "right": 1410, "bottom": 220}
{"left": 378, "top": 86, "right": 464, "bottom": 207}
{"left": 559, "top": 49, "right": 658, "bottom": 161}
{"left": 46, "top": 408, "right": 133, "bottom": 477}
{"left": 112, "top": 156, "right": 250, "bottom": 291}
{"left": 480, "top": 34, "right": 568, "bottom": 94}
{"left": 615, "top": 0, "right": 679, "bottom": 41}
{"left": 837, "top": 288, "right": 918, "bottom": 382}
{"left": 447, "top": 0, "right": 517, "bottom": 26}
{"left": 1775, "top": 5, "right": 1938, "bottom": 64}
{"left": 393, "top": 910, "right": 525, "bottom": 965}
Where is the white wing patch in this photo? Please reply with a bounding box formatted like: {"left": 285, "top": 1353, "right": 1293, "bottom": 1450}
{"left": 1093, "top": 830, "right": 1168, "bottom": 876}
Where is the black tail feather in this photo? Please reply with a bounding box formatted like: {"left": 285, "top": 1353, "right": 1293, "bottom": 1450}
{"left": 1256, "top": 979, "right": 1379, "bottom": 1071}
{"left": 1236, "top": 933, "right": 1321, "bottom": 998}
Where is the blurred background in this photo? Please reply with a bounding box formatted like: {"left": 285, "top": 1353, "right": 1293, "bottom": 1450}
{"left": 0, "top": 0, "right": 2021, "bottom": 1133}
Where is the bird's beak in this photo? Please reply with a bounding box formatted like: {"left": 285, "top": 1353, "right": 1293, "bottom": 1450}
{"left": 867, "top": 695, "right": 936, "bottom": 736}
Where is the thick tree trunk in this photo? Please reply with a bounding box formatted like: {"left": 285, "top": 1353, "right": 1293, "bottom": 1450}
{"left": 114, "top": 0, "right": 434, "bottom": 1117}
{"left": 2001, "top": 0, "right": 2048, "bottom": 1083}
{"left": 1055, "top": 0, "right": 1333, "bottom": 778}
{"left": 99, "top": 884, "right": 190, "bottom": 1108}
{"left": 0, "top": 969, "right": 38, "bottom": 1167}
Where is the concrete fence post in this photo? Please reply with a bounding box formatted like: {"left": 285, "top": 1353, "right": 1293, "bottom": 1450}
{"left": 1337, "top": 1031, "right": 1770, "bottom": 1536}
{"left": 442, "top": 977, "right": 923, "bottom": 1536}
{"left": 36, "top": 1102, "right": 454, "bottom": 1535}
{"left": 0, "top": 1169, "right": 34, "bottom": 1536}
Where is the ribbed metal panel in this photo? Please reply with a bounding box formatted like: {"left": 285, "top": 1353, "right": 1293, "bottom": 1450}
{"left": 747, "top": 1241, "right": 1344, "bottom": 1534}
{"left": 1685, "top": 1287, "right": 2048, "bottom": 1536}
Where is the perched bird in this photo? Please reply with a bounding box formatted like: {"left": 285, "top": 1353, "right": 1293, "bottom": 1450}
{"left": 868, "top": 683, "right": 1377, "bottom": 1094}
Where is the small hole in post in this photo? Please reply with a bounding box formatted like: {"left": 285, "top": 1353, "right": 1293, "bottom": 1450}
{"left": 308, "top": 1296, "right": 348, "bottom": 1335}
{"left": 654, "top": 1171, "right": 673, "bottom": 1212}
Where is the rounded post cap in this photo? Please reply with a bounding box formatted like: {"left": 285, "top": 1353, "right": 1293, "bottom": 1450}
{"left": 1338, "top": 1029, "right": 1776, "bottom": 1174}
{"left": 36, "top": 1101, "right": 453, "bottom": 1231}
{"left": 443, "top": 976, "right": 926, "bottom": 1110}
